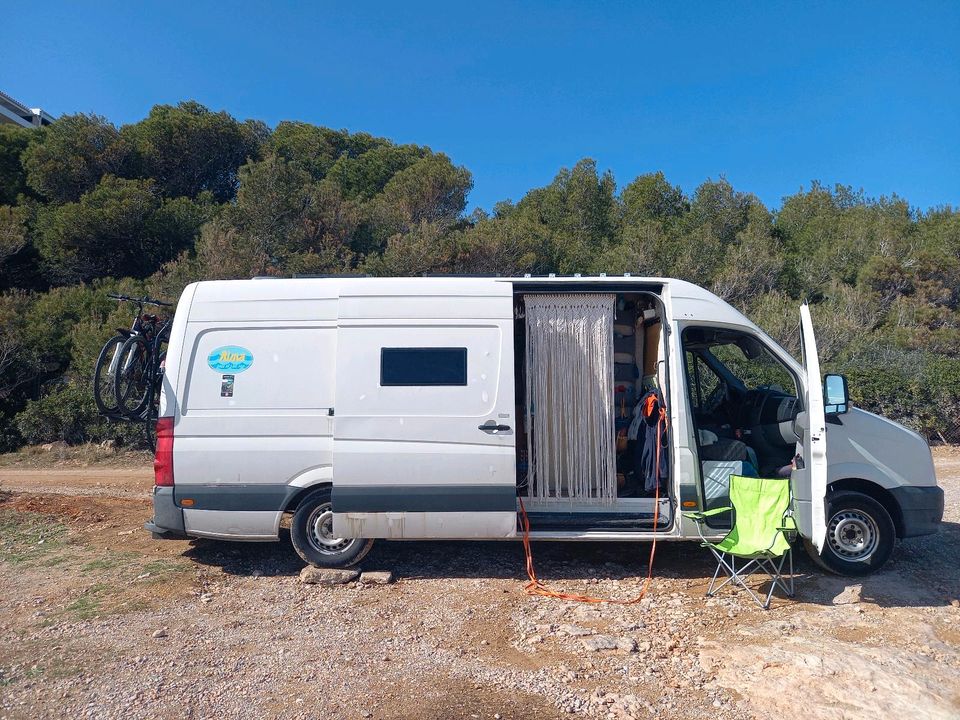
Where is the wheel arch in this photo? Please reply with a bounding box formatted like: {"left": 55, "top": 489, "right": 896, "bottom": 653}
{"left": 283, "top": 481, "right": 333, "bottom": 514}
{"left": 827, "top": 477, "right": 904, "bottom": 538}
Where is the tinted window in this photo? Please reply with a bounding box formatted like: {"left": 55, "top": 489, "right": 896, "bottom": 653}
{"left": 380, "top": 348, "right": 467, "bottom": 386}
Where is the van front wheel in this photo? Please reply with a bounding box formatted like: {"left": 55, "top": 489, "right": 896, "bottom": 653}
{"left": 804, "top": 491, "right": 895, "bottom": 576}
{"left": 290, "top": 489, "right": 374, "bottom": 568}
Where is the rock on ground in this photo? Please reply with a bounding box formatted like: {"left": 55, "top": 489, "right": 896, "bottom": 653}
{"left": 299, "top": 567, "right": 359, "bottom": 585}
{"left": 359, "top": 570, "right": 393, "bottom": 585}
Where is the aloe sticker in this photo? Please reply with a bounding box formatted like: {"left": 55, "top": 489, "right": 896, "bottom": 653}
{"left": 207, "top": 346, "right": 253, "bottom": 373}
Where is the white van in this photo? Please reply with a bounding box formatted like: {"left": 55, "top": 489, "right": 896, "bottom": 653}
{"left": 146, "top": 276, "right": 943, "bottom": 577}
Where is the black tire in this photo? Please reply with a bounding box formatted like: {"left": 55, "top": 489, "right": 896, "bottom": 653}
{"left": 115, "top": 335, "right": 151, "bottom": 418}
{"left": 804, "top": 491, "right": 896, "bottom": 576}
{"left": 93, "top": 335, "right": 126, "bottom": 416}
{"left": 143, "top": 400, "right": 157, "bottom": 453}
{"left": 290, "top": 487, "right": 374, "bottom": 568}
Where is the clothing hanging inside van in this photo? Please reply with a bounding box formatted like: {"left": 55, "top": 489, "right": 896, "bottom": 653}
{"left": 524, "top": 293, "right": 617, "bottom": 502}
{"left": 634, "top": 390, "right": 669, "bottom": 494}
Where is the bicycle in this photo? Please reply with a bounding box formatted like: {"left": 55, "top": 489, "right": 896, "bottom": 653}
{"left": 92, "top": 294, "right": 172, "bottom": 419}
{"left": 114, "top": 313, "right": 171, "bottom": 429}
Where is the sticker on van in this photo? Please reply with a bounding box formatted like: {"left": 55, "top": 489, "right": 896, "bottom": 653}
{"left": 208, "top": 346, "right": 254, "bottom": 373}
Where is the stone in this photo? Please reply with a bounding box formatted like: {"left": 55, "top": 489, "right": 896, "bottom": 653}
{"left": 581, "top": 635, "right": 618, "bottom": 652}
{"left": 832, "top": 584, "right": 862, "bottom": 605}
{"left": 299, "top": 567, "right": 359, "bottom": 585}
{"left": 558, "top": 624, "right": 593, "bottom": 637}
{"left": 151, "top": 629, "right": 167, "bottom": 638}
{"left": 616, "top": 637, "right": 638, "bottom": 653}
{"left": 359, "top": 571, "right": 393, "bottom": 585}
{"left": 949, "top": 598, "right": 959, "bottom": 608}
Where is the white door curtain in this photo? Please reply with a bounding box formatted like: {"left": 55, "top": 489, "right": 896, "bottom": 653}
{"left": 524, "top": 293, "right": 617, "bottom": 503}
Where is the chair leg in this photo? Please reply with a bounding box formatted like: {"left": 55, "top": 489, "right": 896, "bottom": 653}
{"left": 731, "top": 571, "right": 767, "bottom": 607}
{"left": 705, "top": 550, "right": 795, "bottom": 610}
{"left": 773, "top": 549, "right": 795, "bottom": 598}
{"left": 710, "top": 553, "right": 752, "bottom": 595}
{"left": 786, "top": 548, "right": 795, "bottom": 596}
{"left": 758, "top": 552, "right": 795, "bottom": 607}
{"left": 763, "top": 562, "right": 779, "bottom": 609}
{"left": 707, "top": 550, "right": 731, "bottom": 596}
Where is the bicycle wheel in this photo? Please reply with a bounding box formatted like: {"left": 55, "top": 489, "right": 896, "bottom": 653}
{"left": 93, "top": 335, "right": 126, "bottom": 416}
{"left": 142, "top": 411, "right": 157, "bottom": 452}
{"left": 114, "top": 335, "right": 152, "bottom": 418}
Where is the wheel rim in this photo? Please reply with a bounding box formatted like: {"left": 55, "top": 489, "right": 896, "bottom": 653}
{"left": 827, "top": 509, "right": 879, "bottom": 561}
{"left": 305, "top": 503, "right": 354, "bottom": 555}
{"left": 95, "top": 338, "right": 124, "bottom": 412}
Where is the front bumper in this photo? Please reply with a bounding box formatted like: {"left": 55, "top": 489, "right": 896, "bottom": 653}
{"left": 890, "top": 485, "right": 944, "bottom": 538}
{"left": 144, "top": 486, "right": 189, "bottom": 539}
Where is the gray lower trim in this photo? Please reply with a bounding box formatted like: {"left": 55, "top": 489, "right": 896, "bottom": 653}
{"left": 170, "top": 483, "right": 520, "bottom": 514}
{"left": 174, "top": 484, "right": 296, "bottom": 512}
{"left": 332, "top": 484, "right": 517, "bottom": 513}
{"left": 146, "top": 486, "right": 188, "bottom": 538}
{"left": 889, "top": 485, "right": 944, "bottom": 538}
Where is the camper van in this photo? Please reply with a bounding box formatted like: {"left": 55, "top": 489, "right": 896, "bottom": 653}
{"left": 146, "top": 276, "right": 943, "bottom": 577}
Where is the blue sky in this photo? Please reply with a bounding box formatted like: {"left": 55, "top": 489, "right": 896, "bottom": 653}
{"left": 5, "top": 1, "right": 959, "bottom": 212}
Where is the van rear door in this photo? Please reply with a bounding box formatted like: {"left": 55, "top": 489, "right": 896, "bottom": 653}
{"left": 332, "top": 279, "right": 517, "bottom": 539}
{"left": 796, "top": 303, "right": 828, "bottom": 551}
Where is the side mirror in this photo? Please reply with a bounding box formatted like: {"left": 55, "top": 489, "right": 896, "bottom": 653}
{"left": 824, "top": 374, "right": 849, "bottom": 415}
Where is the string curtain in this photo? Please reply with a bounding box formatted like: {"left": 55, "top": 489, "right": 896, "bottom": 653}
{"left": 524, "top": 294, "right": 617, "bottom": 502}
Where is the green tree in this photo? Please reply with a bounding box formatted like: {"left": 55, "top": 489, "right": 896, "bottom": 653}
{"left": 271, "top": 122, "right": 384, "bottom": 181}
{"left": 34, "top": 176, "right": 210, "bottom": 283}
{"left": 0, "top": 124, "right": 31, "bottom": 205}
{"left": 0, "top": 206, "right": 27, "bottom": 271}
{"left": 22, "top": 114, "right": 131, "bottom": 203}
{"left": 122, "top": 101, "right": 267, "bottom": 201}
{"left": 621, "top": 171, "right": 687, "bottom": 224}
{"left": 326, "top": 143, "right": 428, "bottom": 201}
{"left": 711, "top": 204, "right": 784, "bottom": 306}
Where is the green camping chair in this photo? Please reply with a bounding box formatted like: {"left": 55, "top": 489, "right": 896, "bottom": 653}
{"left": 684, "top": 475, "right": 796, "bottom": 609}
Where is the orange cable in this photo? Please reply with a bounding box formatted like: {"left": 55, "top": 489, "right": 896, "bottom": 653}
{"left": 519, "top": 405, "right": 666, "bottom": 604}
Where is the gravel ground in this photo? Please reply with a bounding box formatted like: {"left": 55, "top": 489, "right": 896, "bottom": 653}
{"left": 0, "top": 448, "right": 958, "bottom": 720}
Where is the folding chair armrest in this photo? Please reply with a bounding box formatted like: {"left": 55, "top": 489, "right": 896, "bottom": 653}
{"left": 683, "top": 507, "right": 732, "bottom": 522}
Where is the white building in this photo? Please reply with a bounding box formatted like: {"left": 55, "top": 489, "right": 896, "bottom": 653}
{"left": 0, "top": 90, "right": 54, "bottom": 128}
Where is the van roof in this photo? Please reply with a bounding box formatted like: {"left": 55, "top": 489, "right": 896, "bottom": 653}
{"left": 188, "top": 276, "right": 762, "bottom": 332}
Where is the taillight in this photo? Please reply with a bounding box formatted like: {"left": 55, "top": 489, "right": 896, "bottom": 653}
{"left": 154, "top": 417, "right": 175, "bottom": 487}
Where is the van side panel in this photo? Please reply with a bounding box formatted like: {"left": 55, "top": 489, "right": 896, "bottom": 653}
{"left": 332, "top": 280, "right": 518, "bottom": 539}
{"left": 172, "top": 281, "right": 339, "bottom": 540}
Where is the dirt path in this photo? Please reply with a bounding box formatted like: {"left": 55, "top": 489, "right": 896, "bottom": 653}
{"left": 0, "top": 467, "right": 152, "bottom": 497}
{"left": 0, "top": 450, "right": 958, "bottom": 719}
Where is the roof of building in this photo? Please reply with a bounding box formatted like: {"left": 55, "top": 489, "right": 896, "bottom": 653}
{"left": 0, "top": 90, "right": 55, "bottom": 128}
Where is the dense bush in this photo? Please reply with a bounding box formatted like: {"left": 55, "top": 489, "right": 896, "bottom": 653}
{"left": 15, "top": 382, "right": 141, "bottom": 446}
{"left": 0, "top": 100, "right": 957, "bottom": 448}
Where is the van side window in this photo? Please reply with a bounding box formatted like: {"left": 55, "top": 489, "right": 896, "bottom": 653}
{"left": 380, "top": 347, "right": 468, "bottom": 386}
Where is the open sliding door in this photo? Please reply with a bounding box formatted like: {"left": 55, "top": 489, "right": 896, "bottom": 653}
{"left": 332, "top": 279, "right": 517, "bottom": 539}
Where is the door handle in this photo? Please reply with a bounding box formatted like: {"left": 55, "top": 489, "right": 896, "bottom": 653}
{"left": 478, "top": 422, "right": 512, "bottom": 433}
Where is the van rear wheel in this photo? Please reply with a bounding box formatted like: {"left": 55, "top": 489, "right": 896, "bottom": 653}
{"left": 804, "top": 491, "right": 895, "bottom": 576}
{"left": 290, "top": 488, "right": 374, "bottom": 568}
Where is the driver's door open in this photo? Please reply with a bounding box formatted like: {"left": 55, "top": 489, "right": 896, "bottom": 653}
{"left": 795, "top": 304, "right": 828, "bottom": 551}
{"left": 681, "top": 326, "right": 802, "bottom": 522}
